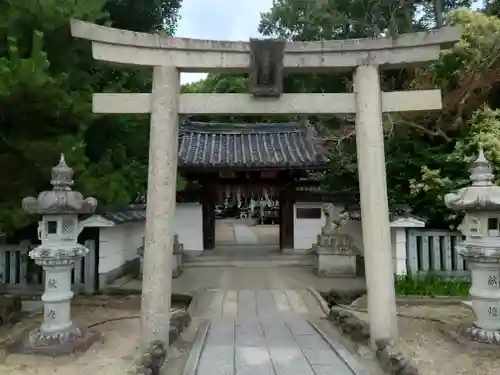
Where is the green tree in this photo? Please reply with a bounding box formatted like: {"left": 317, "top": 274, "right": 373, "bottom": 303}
{"left": 259, "top": 0, "right": 417, "bottom": 41}
{"left": 0, "top": 0, "right": 182, "bottom": 235}
{"left": 105, "top": 0, "right": 181, "bottom": 33}
{"left": 408, "top": 106, "right": 500, "bottom": 227}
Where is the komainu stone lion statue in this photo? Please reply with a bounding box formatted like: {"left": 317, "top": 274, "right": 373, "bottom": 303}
{"left": 321, "top": 203, "right": 349, "bottom": 236}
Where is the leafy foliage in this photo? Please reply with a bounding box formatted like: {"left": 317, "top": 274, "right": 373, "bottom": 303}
{"left": 403, "top": 10, "right": 500, "bottom": 138}
{"left": 259, "top": 0, "right": 418, "bottom": 40}
{"left": 105, "top": 0, "right": 181, "bottom": 33}
{"left": 0, "top": 0, "right": 182, "bottom": 234}
{"left": 395, "top": 274, "right": 470, "bottom": 297}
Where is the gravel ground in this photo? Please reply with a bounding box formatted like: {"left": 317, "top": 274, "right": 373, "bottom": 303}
{"left": 0, "top": 296, "right": 183, "bottom": 375}
{"left": 395, "top": 304, "right": 500, "bottom": 375}
{"left": 398, "top": 318, "right": 500, "bottom": 375}
{"left": 0, "top": 306, "right": 140, "bottom": 375}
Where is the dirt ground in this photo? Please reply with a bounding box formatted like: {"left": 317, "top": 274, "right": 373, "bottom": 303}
{"left": 357, "top": 302, "right": 500, "bottom": 375}
{"left": 0, "top": 296, "right": 182, "bottom": 375}
{"left": 398, "top": 303, "right": 500, "bottom": 375}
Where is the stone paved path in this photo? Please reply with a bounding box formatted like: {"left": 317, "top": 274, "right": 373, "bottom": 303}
{"left": 185, "top": 289, "right": 362, "bottom": 375}
{"left": 233, "top": 223, "right": 259, "bottom": 245}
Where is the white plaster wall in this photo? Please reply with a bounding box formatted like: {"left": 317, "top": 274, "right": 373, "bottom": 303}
{"left": 98, "top": 203, "right": 203, "bottom": 274}
{"left": 293, "top": 202, "right": 325, "bottom": 250}
{"left": 99, "top": 222, "right": 144, "bottom": 274}
{"left": 174, "top": 203, "right": 203, "bottom": 252}
{"left": 391, "top": 228, "right": 407, "bottom": 276}
{"left": 340, "top": 222, "right": 408, "bottom": 275}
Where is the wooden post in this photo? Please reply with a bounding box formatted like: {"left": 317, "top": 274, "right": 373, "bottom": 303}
{"left": 279, "top": 182, "right": 294, "bottom": 251}
{"left": 202, "top": 179, "right": 216, "bottom": 250}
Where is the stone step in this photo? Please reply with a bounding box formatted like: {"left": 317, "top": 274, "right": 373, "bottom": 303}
{"left": 184, "top": 255, "right": 315, "bottom": 267}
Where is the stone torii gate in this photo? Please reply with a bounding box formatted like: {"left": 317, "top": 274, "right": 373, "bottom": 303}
{"left": 70, "top": 19, "right": 459, "bottom": 348}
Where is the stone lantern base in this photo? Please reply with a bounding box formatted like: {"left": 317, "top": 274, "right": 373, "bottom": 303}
{"left": 464, "top": 325, "right": 500, "bottom": 345}
{"left": 440, "top": 322, "right": 500, "bottom": 353}
{"left": 457, "top": 249, "right": 500, "bottom": 346}
{"left": 8, "top": 325, "right": 102, "bottom": 357}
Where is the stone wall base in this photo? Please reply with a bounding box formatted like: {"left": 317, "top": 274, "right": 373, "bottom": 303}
{"left": 100, "top": 258, "right": 140, "bottom": 289}
{"left": 329, "top": 308, "right": 420, "bottom": 375}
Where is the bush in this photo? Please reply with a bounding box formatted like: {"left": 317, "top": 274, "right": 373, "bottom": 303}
{"left": 395, "top": 274, "right": 470, "bottom": 297}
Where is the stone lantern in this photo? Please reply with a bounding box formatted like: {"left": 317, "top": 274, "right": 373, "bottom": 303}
{"left": 445, "top": 149, "right": 500, "bottom": 345}
{"left": 13, "top": 155, "right": 99, "bottom": 356}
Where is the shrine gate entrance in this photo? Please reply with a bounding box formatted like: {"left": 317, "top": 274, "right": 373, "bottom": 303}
{"left": 177, "top": 120, "right": 329, "bottom": 252}
{"left": 70, "top": 19, "right": 459, "bottom": 348}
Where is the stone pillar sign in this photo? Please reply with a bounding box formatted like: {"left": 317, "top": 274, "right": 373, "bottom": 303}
{"left": 11, "top": 155, "right": 100, "bottom": 356}
{"left": 445, "top": 149, "right": 500, "bottom": 345}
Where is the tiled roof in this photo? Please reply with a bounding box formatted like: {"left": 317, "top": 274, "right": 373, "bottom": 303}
{"left": 178, "top": 121, "right": 329, "bottom": 169}
{"left": 100, "top": 205, "right": 146, "bottom": 224}
{"left": 84, "top": 203, "right": 425, "bottom": 226}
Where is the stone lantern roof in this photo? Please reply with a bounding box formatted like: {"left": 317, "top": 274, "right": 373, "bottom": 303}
{"left": 21, "top": 154, "right": 97, "bottom": 215}
{"left": 445, "top": 149, "right": 500, "bottom": 211}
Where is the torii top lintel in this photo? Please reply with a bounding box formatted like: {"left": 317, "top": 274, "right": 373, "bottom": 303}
{"left": 70, "top": 19, "right": 460, "bottom": 72}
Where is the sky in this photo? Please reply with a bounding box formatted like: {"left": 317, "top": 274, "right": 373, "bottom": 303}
{"left": 176, "top": 0, "right": 273, "bottom": 84}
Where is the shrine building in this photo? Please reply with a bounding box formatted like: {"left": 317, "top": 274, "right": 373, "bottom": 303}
{"left": 177, "top": 120, "right": 330, "bottom": 252}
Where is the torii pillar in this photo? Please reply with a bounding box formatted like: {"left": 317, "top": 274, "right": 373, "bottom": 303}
{"left": 70, "top": 20, "right": 460, "bottom": 348}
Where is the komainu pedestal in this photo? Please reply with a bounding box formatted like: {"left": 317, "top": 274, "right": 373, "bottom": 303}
{"left": 314, "top": 233, "right": 357, "bottom": 277}
{"left": 313, "top": 204, "right": 357, "bottom": 277}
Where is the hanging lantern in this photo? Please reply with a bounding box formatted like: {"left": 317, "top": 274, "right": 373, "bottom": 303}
{"left": 237, "top": 187, "right": 242, "bottom": 208}
{"left": 224, "top": 185, "right": 230, "bottom": 208}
